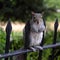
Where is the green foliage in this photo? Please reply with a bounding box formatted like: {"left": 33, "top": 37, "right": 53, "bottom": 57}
{"left": 0, "top": 0, "right": 57, "bottom": 22}
{"left": 44, "top": 0, "right": 60, "bottom": 8}
{"left": 0, "top": 28, "right": 6, "bottom": 53}
{"left": 10, "top": 32, "right": 24, "bottom": 50}
{"left": 0, "top": 28, "right": 60, "bottom": 60}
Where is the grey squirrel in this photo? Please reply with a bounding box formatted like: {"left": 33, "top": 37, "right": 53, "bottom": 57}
{"left": 23, "top": 12, "right": 45, "bottom": 51}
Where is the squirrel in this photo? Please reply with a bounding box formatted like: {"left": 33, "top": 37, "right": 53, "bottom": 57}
{"left": 23, "top": 11, "right": 46, "bottom": 51}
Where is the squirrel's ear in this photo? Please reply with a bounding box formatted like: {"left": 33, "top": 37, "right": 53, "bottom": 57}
{"left": 31, "top": 11, "right": 35, "bottom": 15}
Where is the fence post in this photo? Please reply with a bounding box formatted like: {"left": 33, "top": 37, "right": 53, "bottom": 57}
{"left": 48, "top": 18, "right": 58, "bottom": 60}
{"left": 16, "top": 20, "right": 31, "bottom": 60}
{"left": 5, "top": 19, "right": 12, "bottom": 60}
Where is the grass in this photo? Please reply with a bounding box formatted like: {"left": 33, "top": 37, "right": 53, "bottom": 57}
{"left": 0, "top": 27, "right": 60, "bottom": 60}
{"left": 44, "top": 0, "right": 60, "bottom": 9}
{"left": 44, "top": 0, "right": 60, "bottom": 22}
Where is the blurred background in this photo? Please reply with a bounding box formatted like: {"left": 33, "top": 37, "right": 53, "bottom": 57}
{"left": 0, "top": 0, "right": 60, "bottom": 60}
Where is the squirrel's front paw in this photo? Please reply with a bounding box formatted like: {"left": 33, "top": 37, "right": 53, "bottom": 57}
{"left": 30, "top": 47, "right": 37, "bottom": 52}
{"left": 34, "top": 46, "right": 43, "bottom": 50}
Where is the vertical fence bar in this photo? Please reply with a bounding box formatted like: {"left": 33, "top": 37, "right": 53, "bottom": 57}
{"left": 49, "top": 18, "right": 58, "bottom": 60}
{"left": 5, "top": 19, "right": 12, "bottom": 60}
{"left": 23, "top": 20, "right": 31, "bottom": 60}
{"left": 16, "top": 20, "right": 31, "bottom": 60}
{"left": 38, "top": 18, "right": 46, "bottom": 60}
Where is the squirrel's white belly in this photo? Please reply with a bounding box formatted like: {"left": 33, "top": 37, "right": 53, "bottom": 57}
{"left": 30, "top": 32, "right": 43, "bottom": 46}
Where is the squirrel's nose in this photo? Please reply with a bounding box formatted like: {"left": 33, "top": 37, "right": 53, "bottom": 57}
{"left": 37, "top": 21, "right": 39, "bottom": 24}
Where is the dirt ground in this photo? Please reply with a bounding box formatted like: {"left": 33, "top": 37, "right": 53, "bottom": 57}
{"left": 0, "top": 21, "right": 60, "bottom": 32}
{"left": 0, "top": 21, "right": 25, "bottom": 32}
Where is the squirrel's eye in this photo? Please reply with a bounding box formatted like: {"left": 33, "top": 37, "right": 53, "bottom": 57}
{"left": 33, "top": 16, "right": 35, "bottom": 19}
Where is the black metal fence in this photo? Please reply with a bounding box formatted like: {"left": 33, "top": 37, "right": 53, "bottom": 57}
{"left": 0, "top": 18, "right": 60, "bottom": 60}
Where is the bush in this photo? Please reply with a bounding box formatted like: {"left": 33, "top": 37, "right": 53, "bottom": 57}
{"left": 0, "top": 28, "right": 6, "bottom": 53}
{"left": 0, "top": 28, "right": 60, "bottom": 60}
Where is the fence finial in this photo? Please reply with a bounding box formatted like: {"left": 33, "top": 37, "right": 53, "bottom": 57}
{"left": 6, "top": 18, "right": 12, "bottom": 34}
{"left": 54, "top": 18, "right": 58, "bottom": 30}
{"left": 5, "top": 18, "right": 12, "bottom": 60}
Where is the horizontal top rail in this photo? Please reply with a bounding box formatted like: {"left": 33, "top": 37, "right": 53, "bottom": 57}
{"left": 43, "top": 43, "right": 60, "bottom": 49}
{"left": 0, "top": 43, "right": 60, "bottom": 59}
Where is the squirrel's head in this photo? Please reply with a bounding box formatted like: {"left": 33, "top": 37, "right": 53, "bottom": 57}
{"left": 30, "top": 11, "right": 45, "bottom": 32}
{"left": 31, "top": 11, "right": 43, "bottom": 24}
